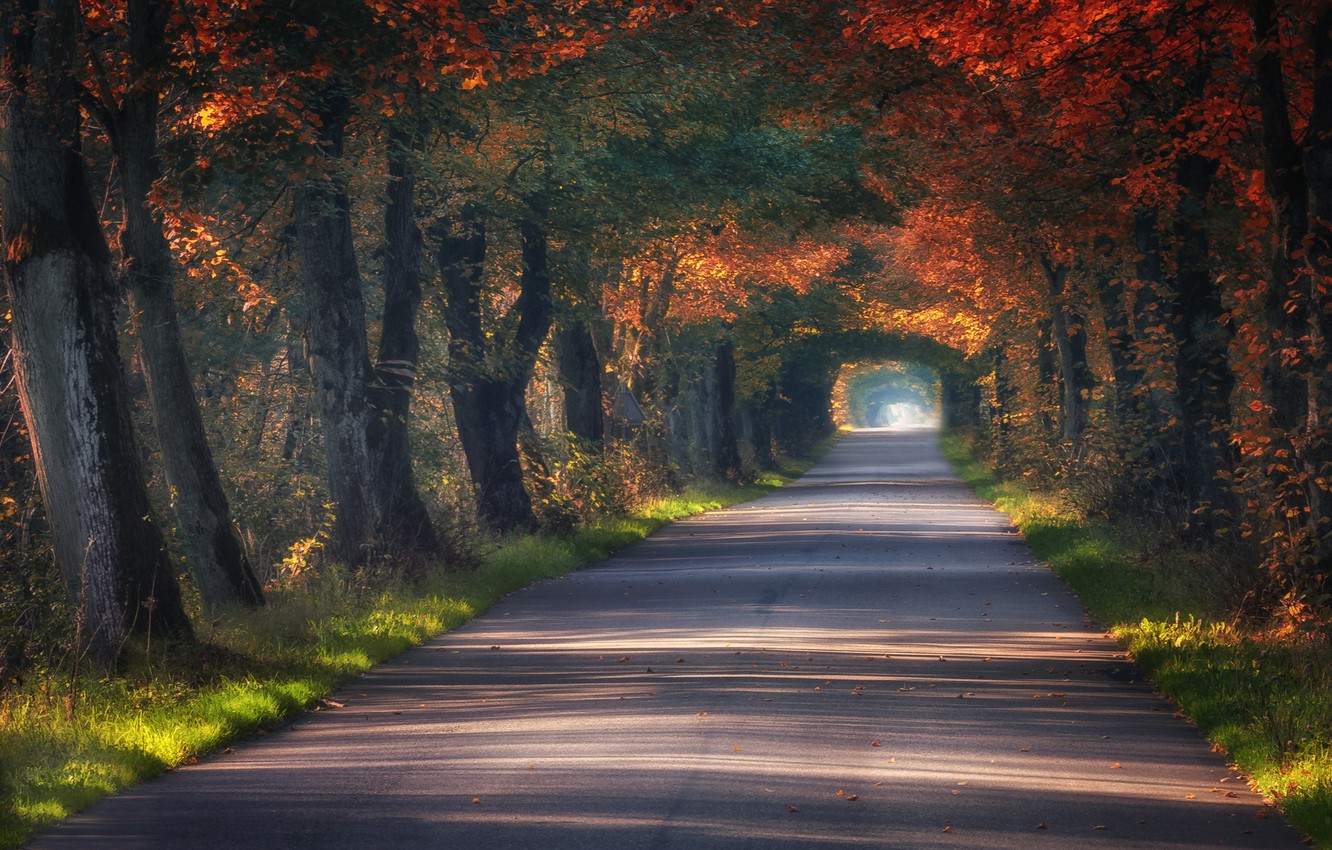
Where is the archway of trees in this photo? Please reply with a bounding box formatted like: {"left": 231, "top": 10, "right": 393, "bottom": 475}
{"left": 2, "top": 0, "right": 1331, "bottom": 666}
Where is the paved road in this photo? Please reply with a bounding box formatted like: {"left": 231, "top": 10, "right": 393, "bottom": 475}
{"left": 30, "top": 430, "right": 1307, "bottom": 849}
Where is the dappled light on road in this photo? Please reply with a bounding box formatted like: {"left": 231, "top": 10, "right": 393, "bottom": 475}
{"left": 30, "top": 432, "right": 1303, "bottom": 850}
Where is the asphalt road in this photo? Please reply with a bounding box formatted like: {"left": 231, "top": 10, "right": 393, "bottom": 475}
{"left": 29, "top": 429, "right": 1308, "bottom": 849}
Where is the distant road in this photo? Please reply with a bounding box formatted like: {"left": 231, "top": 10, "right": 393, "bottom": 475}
{"left": 30, "top": 430, "right": 1305, "bottom": 849}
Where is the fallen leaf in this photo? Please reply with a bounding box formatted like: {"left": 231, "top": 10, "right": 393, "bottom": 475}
{"left": 1111, "top": 763, "right": 1122, "bottom": 769}
{"left": 1093, "top": 825, "right": 1107, "bottom": 830}
{"left": 942, "top": 826, "right": 953, "bottom": 833}
{"left": 788, "top": 805, "right": 798, "bottom": 813}
{"left": 1036, "top": 823, "right": 1047, "bottom": 830}
{"left": 472, "top": 797, "right": 482, "bottom": 805}
{"left": 871, "top": 741, "right": 882, "bottom": 747}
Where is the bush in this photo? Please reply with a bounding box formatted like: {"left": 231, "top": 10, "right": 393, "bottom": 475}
{"left": 524, "top": 434, "right": 675, "bottom": 533}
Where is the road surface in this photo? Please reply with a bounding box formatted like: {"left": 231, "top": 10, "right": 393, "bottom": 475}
{"left": 29, "top": 430, "right": 1307, "bottom": 849}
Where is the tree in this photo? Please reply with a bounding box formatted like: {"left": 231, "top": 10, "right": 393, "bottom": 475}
{"left": 434, "top": 197, "right": 554, "bottom": 533}
{"left": 1, "top": 0, "right": 191, "bottom": 656}
{"left": 86, "top": 0, "right": 264, "bottom": 611}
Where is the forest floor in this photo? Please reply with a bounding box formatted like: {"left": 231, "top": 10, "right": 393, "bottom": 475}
{"left": 21, "top": 429, "right": 1307, "bottom": 849}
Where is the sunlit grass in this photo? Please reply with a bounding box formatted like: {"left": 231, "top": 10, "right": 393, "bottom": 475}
{"left": 0, "top": 443, "right": 830, "bottom": 849}
{"left": 943, "top": 434, "right": 1332, "bottom": 847}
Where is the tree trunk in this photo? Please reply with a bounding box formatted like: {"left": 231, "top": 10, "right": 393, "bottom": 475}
{"left": 1034, "top": 319, "right": 1058, "bottom": 443}
{"left": 292, "top": 85, "right": 380, "bottom": 565}
{"left": 1303, "top": 7, "right": 1332, "bottom": 572}
{"left": 0, "top": 0, "right": 191, "bottom": 656}
{"left": 1171, "top": 153, "right": 1236, "bottom": 525}
{"left": 555, "top": 318, "right": 605, "bottom": 443}
{"left": 711, "top": 338, "right": 741, "bottom": 479}
{"left": 367, "top": 126, "right": 438, "bottom": 563}
{"left": 1250, "top": 0, "right": 1310, "bottom": 435}
{"left": 1249, "top": 0, "right": 1328, "bottom": 593}
{"left": 991, "top": 343, "right": 1017, "bottom": 472}
{"left": 435, "top": 202, "right": 553, "bottom": 534}
{"left": 1093, "top": 237, "right": 1136, "bottom": 426}
{"left": 113, "top": 0, "right": 262, "bottom": 611}
{"left": 1040, "top": 257, "right": 1093, "bottom": 448}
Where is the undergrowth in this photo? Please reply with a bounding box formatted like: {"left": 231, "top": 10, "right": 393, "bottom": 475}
{"left": 0, "top": 449, "right": 821, "bottom": 850}
{"left": 943, "top": 433, "right": 1332, "bottom": 848}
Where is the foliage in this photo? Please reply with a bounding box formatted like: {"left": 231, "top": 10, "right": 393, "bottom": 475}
{"left": 523, "top": 434, "right": 675, "bottom": 533}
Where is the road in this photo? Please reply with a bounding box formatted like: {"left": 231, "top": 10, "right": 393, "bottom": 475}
{"left": 29, "top": 430, "right": 1307, "bottom": 849}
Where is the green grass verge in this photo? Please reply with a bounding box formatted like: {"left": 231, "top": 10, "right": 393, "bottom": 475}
{"left": 942, "top": 434, "right": 1332, "bottom": 848}
{"left": 0, "top": 445, "right": 830, "bottom": 850}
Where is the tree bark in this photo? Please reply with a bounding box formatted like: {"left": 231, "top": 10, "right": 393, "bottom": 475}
{"left": 1040, "top": 257, "right": 1093, "bottom": 448}
{"left": 111, "top": 0, "right": 263, "bottom": 611}
{"left": 1303, "top": 7, "right": 1332, "bottom": 572}
{"left": 0, "top": 0, "right": 191, "bottom": 655}
{"left": 1171, "top": 153, "right": 1236, "bottom": 525}
{"left": 435, "top": 202, "right": 553, "bottom": 534}
{"left": 711, "top": 338, "right": 741, "bottom": 479}
{"left": 1249, "top": 0, "right": 1332, "bottom": 589}
{"left": 292, "top": 86, "right": 379, "bottom": 564}
{"left": 1250, "top": 0, "right": 1310, "bottom": 435}
{"left": 367, "top": 127, "right": 438, "bottom": 562}
{"left": 555, "top": 317, "right": 605, "bottom": 443}
{"left": 1092, "top": 237, "right": 1136, "bottom": 426}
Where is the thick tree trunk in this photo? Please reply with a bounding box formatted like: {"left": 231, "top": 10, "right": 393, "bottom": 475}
{"left": 113, "top": 0, "right": 262, "bottom": 611}
{"left": 1171, "top": 154, "right": 1236, "bottom": 525}
{"left": 1303, "top": 7, "right": 1332, "bottom": 572}
{"left": 1034, "top": 319, "right": 1058, "bottom": 443}
{"left": 991, "top": 344, "right": 1017, "bottom": 472}
{"left": 292, "top": 88, "right": 379, "bottom": 564}
{"left": 739, "top": 394, "right": 775, "bottom": 471}
{"left": 0, "top": 0, "right": 191, "bottom": 655}
{"left": 1040, "top": 258, "right": 1093, "bottom": 448}
{"left": 711, "top": 338, "right": 741, "bottom": 479}
{"left": 367, "top": 127, "right": 438, "bottom": 562}
{"left": 555, "top": 318, "right": 605, "bottom": 443}
{"left": 435, "top": 202, "right": 553, "bottom": 534}
{"left": 1250, "top": 0, "right": 1310, "bottom": 435}
{"left": 1093, "top": 236, "right": 1136, "bottom": 427}
{"left": 1250, "top": 0, "right": 1332, "bottom": 591}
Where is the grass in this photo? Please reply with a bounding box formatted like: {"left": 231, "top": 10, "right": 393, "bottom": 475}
{"left": 0, "top": 447, "right": 827, "bottom": 850}
{"left": 943, "top": 434, "right": 1332, "bottom": 848}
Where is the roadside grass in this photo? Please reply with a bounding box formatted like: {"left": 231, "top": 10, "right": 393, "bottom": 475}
{"left": 0, "top": 447, "right": 825, "bottom": 850}
{"left": 943, "top": 435, "right": 1332, "bottom": 847}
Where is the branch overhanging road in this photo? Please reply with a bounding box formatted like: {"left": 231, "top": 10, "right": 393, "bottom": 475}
{"left": 30, "top": 430, "right": 1307, "bottom": 849}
